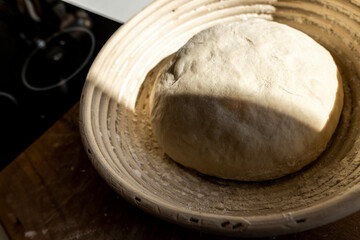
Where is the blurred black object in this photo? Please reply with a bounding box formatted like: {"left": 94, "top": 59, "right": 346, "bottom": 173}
{"left": 0, "top": 0, "right": 121, "bottom": 169}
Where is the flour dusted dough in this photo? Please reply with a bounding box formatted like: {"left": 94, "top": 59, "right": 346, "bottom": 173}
{"left": 149, "top": 19, "right": 343, "bottom": 181}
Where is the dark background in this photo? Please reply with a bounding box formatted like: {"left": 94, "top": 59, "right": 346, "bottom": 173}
{"left": 0, "top": 0, "right": 121, "bottom": 169}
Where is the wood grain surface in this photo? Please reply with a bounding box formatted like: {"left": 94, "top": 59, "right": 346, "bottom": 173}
{"left": 0, "top": 103, "right": 360, "bottom": 240}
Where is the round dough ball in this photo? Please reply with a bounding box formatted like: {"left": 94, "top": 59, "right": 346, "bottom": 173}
{"left": 149, "top": 19, "right": 343, "bottom": 181}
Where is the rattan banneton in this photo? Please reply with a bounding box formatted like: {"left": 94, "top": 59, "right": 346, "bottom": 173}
{"left": 79, "top": 0, "right": 360, "bottom": 237}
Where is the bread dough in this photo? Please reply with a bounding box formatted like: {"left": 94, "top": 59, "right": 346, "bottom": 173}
{"left": 149, "top": 19, "right": 343, "bottom": 181}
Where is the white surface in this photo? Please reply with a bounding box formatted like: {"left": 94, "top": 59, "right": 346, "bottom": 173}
{"left": 63, "top": 0, "right": 154, "bottom": 23}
